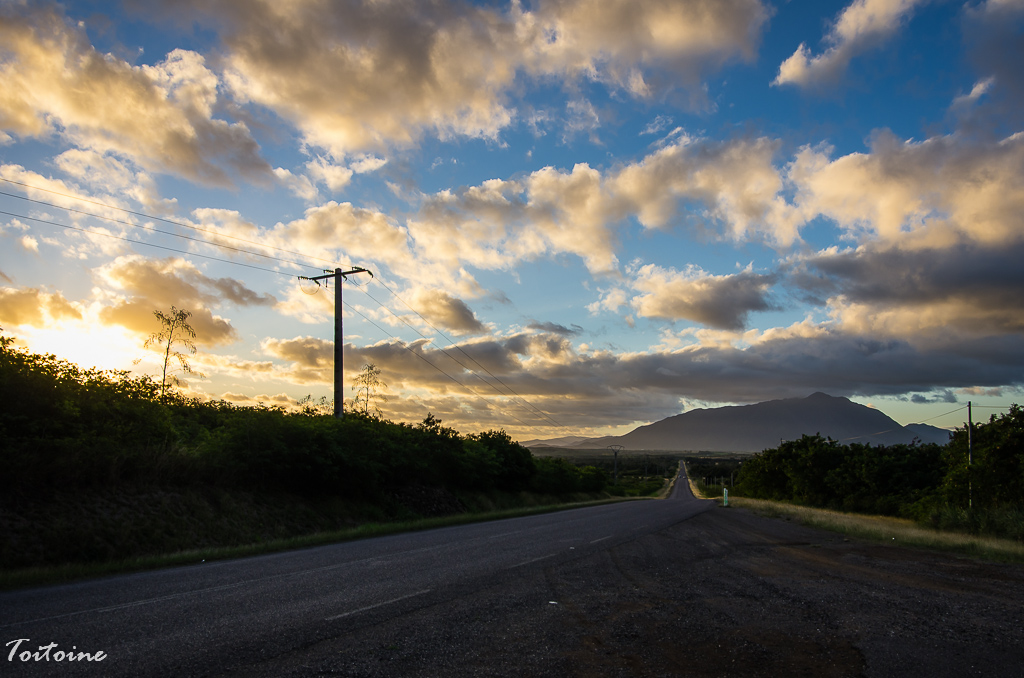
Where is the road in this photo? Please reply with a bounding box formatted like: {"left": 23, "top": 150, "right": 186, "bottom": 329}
{"left": 3, "top": 472, "right": 1024, "bottom": 677}
{"left": 1, "top": 475, "right": 706, "bottom": 676}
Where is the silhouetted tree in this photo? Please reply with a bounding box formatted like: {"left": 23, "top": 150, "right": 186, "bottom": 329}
{"left": 144, "top": 306, "right": 203, "bottom": 400}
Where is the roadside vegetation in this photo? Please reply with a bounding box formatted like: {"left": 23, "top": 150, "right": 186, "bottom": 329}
{"left": 733, "top": 413, "right": 1024, "bottom": 543}
{"left": 531, "top": 449, "right": 678, "bottom": 497}
{"left": 0, "top": 332, "right": 620, "bottom": 583}
{"left": 684, "top": 412, "right": 1024, "bottom": 560}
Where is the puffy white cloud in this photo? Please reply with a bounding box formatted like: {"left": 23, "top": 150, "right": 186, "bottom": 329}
{"left": 789, "top": 131, "right": 1024, "bottom": 247}
{"left": 611, "top": 135, "right": 806, "bottom": 244}
{"left": 774, "top": 0, "right": 925, "bottom": 88}
{"left": 0, "top": 5, "right": 271, "bottom": 185}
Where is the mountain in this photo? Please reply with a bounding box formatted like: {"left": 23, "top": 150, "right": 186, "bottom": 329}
{"left": 522, "top": 393, "right": 951, "bottom": 452}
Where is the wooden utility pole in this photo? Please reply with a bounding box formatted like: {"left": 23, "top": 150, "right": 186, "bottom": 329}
{"left": 968, "top": 400, "right": 973, "bottom": 508}
{"left": 298, "top": 267, "right": 372, "bottom": 418}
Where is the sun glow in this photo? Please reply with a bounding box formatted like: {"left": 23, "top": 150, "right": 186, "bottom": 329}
{"left": 14, "top": 321, "right": 147, "bottom": 375}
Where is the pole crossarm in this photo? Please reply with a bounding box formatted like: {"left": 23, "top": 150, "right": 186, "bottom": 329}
{"left": 296, "top": 266, "right": 373, "bottom": 418}
{"left": 301, "top": 266, "right": 373, "bottom": 284}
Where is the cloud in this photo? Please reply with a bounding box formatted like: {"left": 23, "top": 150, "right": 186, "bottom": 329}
{"left": 961, "top": 0, "right": 1024, "bottom": 130}
{"left": 521, "top": 0, "right": 770, "bottom": 107}
{"left": 625, "top": 263, "right": 778, "bottom": 330}
{"left": 168, "top": 0, "right": 768, "bottom": 156}
{"left": 788, "top": 131, "right": 1024, "bottom": 247}
{"left": 333, "top": 319, "right": 1024, "bottom": 434}
{"left": 527, "top": 321, "right": 582, "bottom": 336}
{"left": 0, "top": 287, "right": 82, "bottom": 327}
{"left": 774, "top": 0, "right": 925, "bottom": 88}
{"left": 0, "top": 4, "right": 271, "bottom": 186}
{"left": 93, "top": 256, "right": 277, "bottom": 346}
{"left": 410, "top": 135, "right": 806, "bottom": 278}
{"left": 611, "top": 135, "right": 805, "bottom": 244}
{"left": 795, "top": 243, "right": 1024, "bottom": 340}
{"left": 411, "top": 165, "right": 621, "bottom": 274}
{"left": 407, "top": 288, "right": 487, "bottom": 336}
{"left": 305, "top": 157, "right": 354, "bottom": 193}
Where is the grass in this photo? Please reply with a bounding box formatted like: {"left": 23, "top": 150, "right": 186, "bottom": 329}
{"left": 682, "top": 463, "right": 1024, "bottom": 564}
{"left": 715, "top": 495, "right": 1024, "bottom": 564}
{"left": 0, "top": 496, "right": 635, "bottom": 592}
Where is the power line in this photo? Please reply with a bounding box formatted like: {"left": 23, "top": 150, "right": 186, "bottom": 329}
{"left": 366, "top": 276, "right": 567, "bottom": 430}
{"left": 0, "top": 210, "right": 296, "bottom": 278}
{"left": 342, "top": 303, "right": 536, "bottom": 429}
{"left": 0, "top": 186, "right": 350, "bottom": 273}
{"left": 355, "top": 285, "right": 554, "bottom": 428}
{"left": 2, "top": 178, "right": 563, "bottom": 431}
{"left": 0, "top": 177, "right": 342, "bottom": 267}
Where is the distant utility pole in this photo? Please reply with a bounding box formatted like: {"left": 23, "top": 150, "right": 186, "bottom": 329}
{"left": 298, "top": 267, "right": 372, "bottom": 418}
{"left": 608, "top": 445, "right": 624, "bottom": 484}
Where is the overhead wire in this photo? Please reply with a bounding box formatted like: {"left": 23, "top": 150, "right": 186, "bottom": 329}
{"left": 342, "top": 302, "right": 536, "bottom": 429}
{"left": 0, "top": 177, "right": 343, "bottom": 267}
{"left": 0, "top": 210, "right": 297, "bottom": 278}
{"left": 1, "top": 180, "right": 562, "bottom": 430}
{"left": 0, "top": 191, "right": 318, "bottom": 271}
{"left": 351, "top": 283, "right": 560, "bottom": 429}
{"left": 366, "top": 275, "right": 567, "bottom": 430}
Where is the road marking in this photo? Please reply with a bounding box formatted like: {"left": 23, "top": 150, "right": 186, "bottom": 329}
{"left": 325, "top": 589, "right": 433, "bottom": 621}
{"left": 512, "top": 553, "right": 555, "bottom": 568}
{"left": 589, "top": 536, "right": 612, "bottom": 544}
{"left": 0, "top": 556, "right": 385, "bottom": 630}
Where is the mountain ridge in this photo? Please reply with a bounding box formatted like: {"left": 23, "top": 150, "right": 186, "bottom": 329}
{"left": 520, "top": 393, "right": 951, "bottom": 452}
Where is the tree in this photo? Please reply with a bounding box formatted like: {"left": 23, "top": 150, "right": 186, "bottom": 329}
{"left": 144, "top": 306, "right": 203, "bottom": 400}
{"left": 352, "top": 363, "right": 387, "bottom": 417}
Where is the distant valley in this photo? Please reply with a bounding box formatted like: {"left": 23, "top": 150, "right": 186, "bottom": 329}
{"left": 520, "top": 392, "right": 951, "bottom": 453}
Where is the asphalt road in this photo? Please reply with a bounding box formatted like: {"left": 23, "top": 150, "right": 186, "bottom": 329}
{"left": 1, "top": 475, "right": 708, "bottom": 677}
{"left": 5, "top": 472, "right": 1024, "bottom": 677}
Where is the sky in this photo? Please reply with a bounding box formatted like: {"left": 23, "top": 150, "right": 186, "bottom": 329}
{"left": 1, "top": 0, "right": 1022, "bottom": 441}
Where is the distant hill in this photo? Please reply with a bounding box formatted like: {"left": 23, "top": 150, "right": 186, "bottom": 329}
{"left": 521, "top": 393, "right": 951, "bottom": 453}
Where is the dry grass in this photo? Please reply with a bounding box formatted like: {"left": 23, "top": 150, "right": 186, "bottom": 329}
{"left": 727, "top": 496, "right": 1024, "bottom": 563}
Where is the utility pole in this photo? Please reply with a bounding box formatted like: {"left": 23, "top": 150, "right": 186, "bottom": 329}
{"left": 298, "top": 267, "right": 372, "bottom": 418}
{"left": 968, "top": 400, "right": 973, "bottom": 508}
{"left": 608, "top": 445, "right": 624, "bottom": 484}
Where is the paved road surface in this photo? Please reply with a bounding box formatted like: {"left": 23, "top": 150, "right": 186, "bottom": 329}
{"left": 2, "top": 475, "right": 707, "bottom": 676}
{"left": 4, "top": 471, "right": 1024, "bottom": 677}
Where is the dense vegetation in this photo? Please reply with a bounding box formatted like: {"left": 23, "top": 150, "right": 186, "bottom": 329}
{"left": 0, "top": 334, "right": 606, "bottom": 499}
{"left": 532, "top": 450, "right": 677, "bottom": 497}
{"left": 735, "top": 410, "right": 1024, "bottom": 541}
{"left": 0, "top": 334, "right": 618, "bottom": 571}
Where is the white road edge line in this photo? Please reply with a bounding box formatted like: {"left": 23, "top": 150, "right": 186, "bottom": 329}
{"left": 589, "top": 536, "right": 612, "bottom": 544}
{"left": 325, "top": 589, "right": 433, "bottom": 621}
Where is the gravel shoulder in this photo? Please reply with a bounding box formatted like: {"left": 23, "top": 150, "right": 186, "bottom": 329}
{"left": 243, "top": 505, "right": 1024, "bottom": 678}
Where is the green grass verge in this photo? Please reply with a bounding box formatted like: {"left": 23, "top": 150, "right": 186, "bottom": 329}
{"left": 0, "top": 496, "right": 634, "bottom": 592}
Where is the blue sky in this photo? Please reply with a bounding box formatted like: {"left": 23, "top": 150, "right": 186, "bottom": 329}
{"left": 1, "top": 0, "right": 1022, "bottom": 439}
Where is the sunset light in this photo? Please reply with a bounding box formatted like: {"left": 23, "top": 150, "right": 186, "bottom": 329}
{"left": 1, "top": 0, "right": 1021, "bottom": 439}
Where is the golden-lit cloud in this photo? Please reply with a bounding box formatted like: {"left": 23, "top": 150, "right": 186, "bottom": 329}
{"left": 93, "top": 256, "right": 277, "bottom": 347}
{"left": 789, "top": 131, "right": 1024, "bottom": 247}
{"left": 625, "top": 263, "right": 777, "bottom": 330}
{"left": 0, "top": 4, "right": 271, "bottom": 185}
{"left": 774, "top": 0, "right": 925, "bottom": 88}
{"left": 0, "top": 286, "right": 81, "bottom": 327}
{"left": 166, "top": 0, "right": 770, "bottom": 156}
